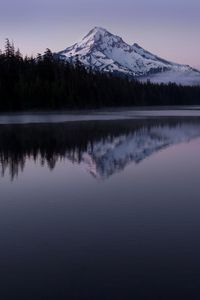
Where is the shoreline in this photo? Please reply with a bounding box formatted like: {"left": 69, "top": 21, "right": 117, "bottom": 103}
{"left": 0, "top": 106, "right": 200, "bottom": 124}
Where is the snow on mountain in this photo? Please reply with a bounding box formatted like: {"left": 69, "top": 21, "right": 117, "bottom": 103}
{"left": 66, "top": 122, "right": 200, "bottom": 179}
{"left": 56, "top": 27, "right": 200, "bottom": 86}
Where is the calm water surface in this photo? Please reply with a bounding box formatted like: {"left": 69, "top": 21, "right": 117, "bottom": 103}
{"left": 1, "top": 116, "right": 200, "bottom": 299}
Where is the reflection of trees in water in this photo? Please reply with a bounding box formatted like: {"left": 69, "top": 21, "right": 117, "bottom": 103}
{"left": 0, "top": 118, "right": 200, "bottom": 180}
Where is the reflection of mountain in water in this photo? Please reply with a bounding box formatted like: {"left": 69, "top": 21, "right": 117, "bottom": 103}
{"left": 78, "top": 124, "right": 200, "bottom": 179}
{"left": 0, "top": 118, "right": 200, "bottom": 180}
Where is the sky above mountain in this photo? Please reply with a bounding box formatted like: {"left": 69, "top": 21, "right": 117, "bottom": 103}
{"left": 0, "top": 0, "right": 199, "bottom": 69}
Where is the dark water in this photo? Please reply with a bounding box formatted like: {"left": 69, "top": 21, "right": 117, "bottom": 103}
{"left": 1, "top": 117, "right": 200, "bottom": 299}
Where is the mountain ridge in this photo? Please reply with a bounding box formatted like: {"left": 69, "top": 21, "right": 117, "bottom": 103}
{"left": 56, "top": 27, "right": 200, "bottom": 86}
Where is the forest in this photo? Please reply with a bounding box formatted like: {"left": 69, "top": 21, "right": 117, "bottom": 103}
{"left": 0, "top": 39, "right": 200, "bottom": 111}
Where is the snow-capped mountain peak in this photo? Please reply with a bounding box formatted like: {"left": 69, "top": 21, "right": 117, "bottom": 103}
{"left": 57, "top": 27, "right": 200, "bottom": 85}
{"left": 83, "top": 26, "right": 113, "bottom": 41}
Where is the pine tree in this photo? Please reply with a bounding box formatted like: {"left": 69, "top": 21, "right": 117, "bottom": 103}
{"left": 5, "top": 39, "right": 15, "bottom": 57}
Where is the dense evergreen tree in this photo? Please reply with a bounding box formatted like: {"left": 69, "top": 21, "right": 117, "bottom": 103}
{"left": 0, "top": 40, "right": 200, "bottom": 111}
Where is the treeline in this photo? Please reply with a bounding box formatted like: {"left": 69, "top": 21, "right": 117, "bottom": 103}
{"left": 0, "top": 39, "right": 200, "bottom": 111}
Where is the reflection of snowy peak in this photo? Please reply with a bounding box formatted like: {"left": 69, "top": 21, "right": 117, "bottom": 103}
{"left": 73, "top": 124, "right": 200, "bottom": 179}
{"left": 57, "top": 27, "right": 200, "bottom": 85}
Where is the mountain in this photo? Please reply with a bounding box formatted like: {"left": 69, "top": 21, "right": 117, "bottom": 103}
{"left": 56, "top": 27, "right": 200, "bottom": 86}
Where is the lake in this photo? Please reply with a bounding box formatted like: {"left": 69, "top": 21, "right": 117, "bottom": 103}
{"left": 1, "top": 111, "right": 200, "bottom": 299}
